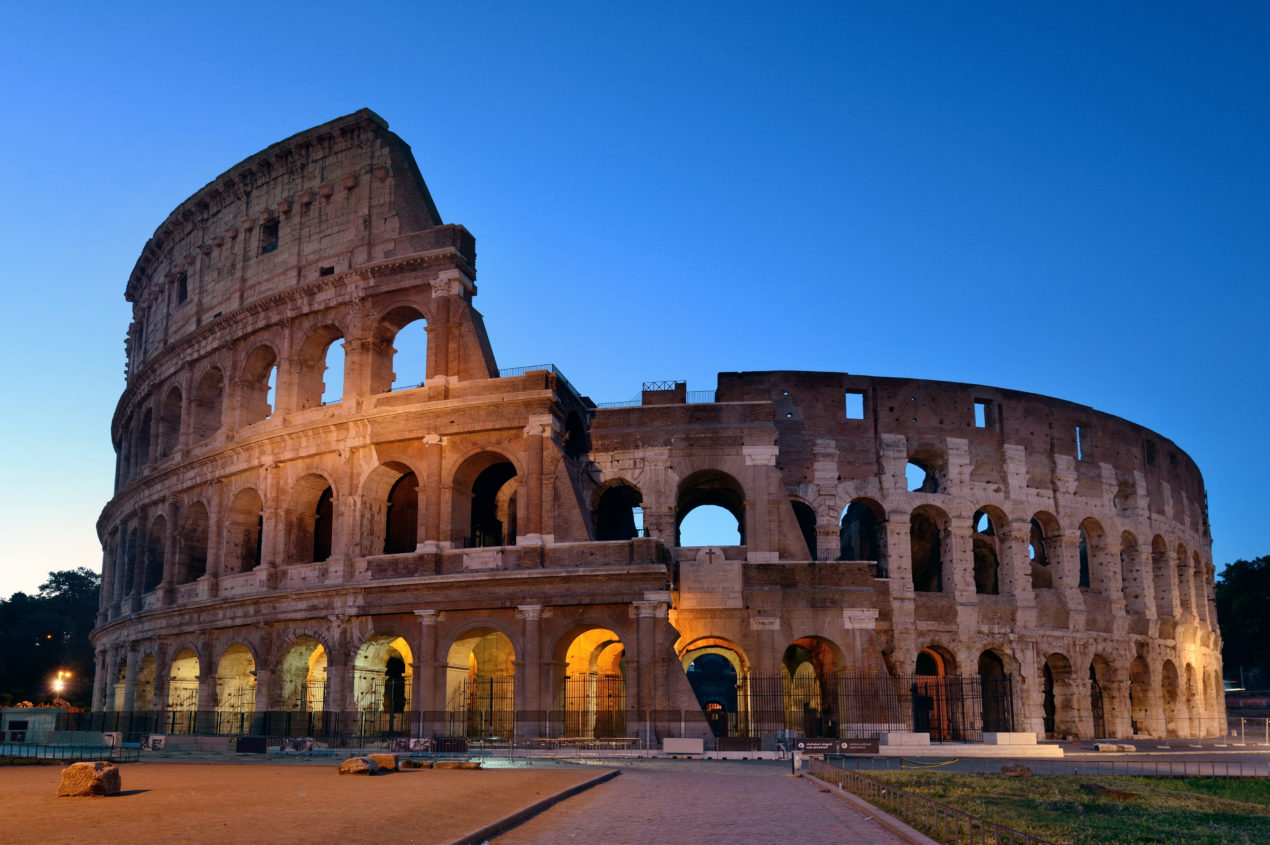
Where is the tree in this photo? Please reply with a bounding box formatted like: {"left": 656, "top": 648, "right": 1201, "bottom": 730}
{"left": 0, "top": 568, "right": 100, "bottom": 706}
{"left": 1215, "top": 555, "right": 1270, "bottom": 690}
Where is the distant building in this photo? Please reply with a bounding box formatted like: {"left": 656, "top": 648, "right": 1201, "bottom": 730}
{"left": 92, "top": 110, "right": 1222, "bottom": 744}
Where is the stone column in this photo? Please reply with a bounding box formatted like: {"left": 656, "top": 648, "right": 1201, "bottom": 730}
{"left": 414, "top": 610, "right": 441, "bottom": 736}
{"left": 743, "top": 444, "right": 780, "bottom": 560}
{"left": 1052, "top": 533, "right": 1087, "bottom": 625}
{"left": 121, "top": 647, "right": 140, "bottom": 712}
{"left": 633, "top": 600, "right": 660, "bottom": 736}
{"left": 522, "top": 417, "right": 552, "bottom": 543}
{"left": 160, "top": 498, "right": 180, "bottom": 605}
{"left": 420, "top": 435, "right": 444, "bottom": 550}
{"left": 518, "top": 605, "right": 544, "bottom": 737}
{"left": 884, "top": 515, "right": 917, "bottom": 663}
{"left": 91, "top": 648, "right": 108, "bottom": 711}
{"left": 204, "top": 482, "right": 225, "bottom": 597}
{"left": 1123, "top": 545, "right": 1155, "bottom": 619}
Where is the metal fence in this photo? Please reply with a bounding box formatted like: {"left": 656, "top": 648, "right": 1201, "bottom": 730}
{"left": 832, "top": 754, "right": 1270, "bottom": 778}
{"left": 808, "top": 758, "right": 1056, "bottom": 845}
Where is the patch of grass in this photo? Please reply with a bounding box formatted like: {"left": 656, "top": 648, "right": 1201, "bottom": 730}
{"left": 0, "top": 756, "right": 62, "bottom": 767}
{"left": 870, "top": 771, "right": 1270, "bottom": 845}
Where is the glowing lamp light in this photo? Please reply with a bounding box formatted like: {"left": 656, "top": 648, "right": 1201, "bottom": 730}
{"left": 52, "top": 669, "right": 72, "bottom": 696}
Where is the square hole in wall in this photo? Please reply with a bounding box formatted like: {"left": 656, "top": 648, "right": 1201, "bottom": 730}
{"left": 844, "top": 390, "right": 865, "bottom": 420}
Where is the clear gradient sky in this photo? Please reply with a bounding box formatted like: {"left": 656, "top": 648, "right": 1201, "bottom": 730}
{"left": 0, "top": 2, "right": 1265, "bottom": 598}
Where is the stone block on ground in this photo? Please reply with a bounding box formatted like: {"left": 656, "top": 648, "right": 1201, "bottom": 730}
{"left": 434, "top": 760, "right": 481, "bottom": 769}
{"left": 338, "top": 756, "right": 379, "bottom": 775}
{"left": 400, "top": 758, "right": 433, "bottom": 769}
{"left": 1001, "top": 763, "right": 1033, "bottom": 777}
{"left": 57, "top": 761, "right": 121, "bottom": 796}
{"left": 368, "top": 753, "right": 397, "bottom": 772}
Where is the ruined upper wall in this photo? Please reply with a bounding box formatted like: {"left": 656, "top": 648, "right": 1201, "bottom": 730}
{"left": 122, "top": 109, "right": 471, "bottom": 381}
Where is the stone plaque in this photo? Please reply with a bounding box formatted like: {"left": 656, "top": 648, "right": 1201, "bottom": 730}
{"left": 679, "top": 547, "right": 742, "bottom": 609}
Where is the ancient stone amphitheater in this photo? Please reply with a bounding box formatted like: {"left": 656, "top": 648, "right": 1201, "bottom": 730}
{"left": 92, "top": 110, "right": 1222, "bottom": 747}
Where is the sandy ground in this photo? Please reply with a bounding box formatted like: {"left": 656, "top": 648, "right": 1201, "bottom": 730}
{"left": 1, "top": 761, "right": 602, "bottom": 845}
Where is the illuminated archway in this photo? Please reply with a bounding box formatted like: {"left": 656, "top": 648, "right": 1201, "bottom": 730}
{"left": 446, "top": 629, "right": 515, "bottom": 738}
{"left": 215, "top": 644, "right": 257, "bottom": 732}
{"left": 560, "top": 628, "right": 626, "bottom": 738}
{"left": 353, "top": 635, "right": 414, "bottom": 731}
{"left": 782, "top": 637, "right": 844, "bottom": 738}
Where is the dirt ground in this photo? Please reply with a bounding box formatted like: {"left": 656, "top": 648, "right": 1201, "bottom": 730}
{"left": 1, "top": 761, "right": 603, "bottom": 845}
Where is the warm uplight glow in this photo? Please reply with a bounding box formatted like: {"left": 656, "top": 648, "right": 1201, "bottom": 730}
{"left": 51, "top": 669, "right": 72, "bottom": 695}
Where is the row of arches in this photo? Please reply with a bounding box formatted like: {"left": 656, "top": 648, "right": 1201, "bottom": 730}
{"left": 116, "top": 307, "right": 429, "bottom": 489}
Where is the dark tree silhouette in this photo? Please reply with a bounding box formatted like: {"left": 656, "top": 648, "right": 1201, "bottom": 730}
{"left": 1215, "top": 555, "right": 1270, "bottom": 690}
{"left": 0, "top": 568, "right": 100, "bottom": 706}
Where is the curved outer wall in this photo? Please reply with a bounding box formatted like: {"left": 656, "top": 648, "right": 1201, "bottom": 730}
{"left": 94, "top": 110, "right": 1222, "bottom": 744}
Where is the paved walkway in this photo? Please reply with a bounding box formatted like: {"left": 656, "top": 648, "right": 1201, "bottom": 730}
{"left": 493, "top": 760, "right": 907, "bottom": 844}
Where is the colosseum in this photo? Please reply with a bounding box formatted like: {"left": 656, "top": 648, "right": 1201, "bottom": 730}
{"left": 91, "top": 109, "right": 1223, "bottom": 749}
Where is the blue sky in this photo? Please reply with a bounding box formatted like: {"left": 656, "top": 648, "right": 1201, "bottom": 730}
{"left": 0, "top": 2, "right": 1265, "bottom": 597}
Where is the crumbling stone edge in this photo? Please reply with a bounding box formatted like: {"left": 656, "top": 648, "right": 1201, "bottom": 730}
{"left": 801, "top": 773, "right": 940, "bottom": 845}
{"left": 448, "top": 769, "right": 620, "bottom": 845}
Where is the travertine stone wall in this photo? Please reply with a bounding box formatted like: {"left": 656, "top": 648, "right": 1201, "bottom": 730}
{"left": 93, "top": 111, "right": 1222, "bottom": 743}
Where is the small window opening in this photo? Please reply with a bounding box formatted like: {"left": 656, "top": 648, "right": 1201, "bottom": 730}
{"left": 176, "top": 273, "right": 188, "bottom": 303}
{"left": 265, "top": 365, "right": 277, "bottom": 419}
{"left": 844, "top": 391, "right": 865, "bottom": 420}
{"left": 905, "top": 461, "right": 938, "bottom": 493}
{"left": 973, "top": 399, "right": 991, "bottom": 428}
{"left": 1075, "top": 425, "right": 1086, "bottom": 461}
{"left": 319, "top": 266, "right": 335, "bottom": 277}
{"left": 260, "top": 219, "right": 279, "bottom": 255}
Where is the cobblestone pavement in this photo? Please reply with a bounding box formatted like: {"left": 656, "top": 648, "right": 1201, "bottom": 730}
{"left": 493, "top": 760, "right": 907, "bottom": 844}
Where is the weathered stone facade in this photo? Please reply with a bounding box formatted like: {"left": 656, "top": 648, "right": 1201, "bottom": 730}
{"left": 93, "top": 110, "right": 1222, "bottom": 744}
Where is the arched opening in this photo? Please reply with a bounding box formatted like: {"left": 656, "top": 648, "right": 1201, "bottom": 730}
{"left": 134, "top": 409, "right": 152, "bottom": 474}
{"left": 135, "top": 654, "right": 157, "bottom": 711}
{"left": 1162, "top": 660, "right": 1180, "bottom": 737}
{"left": 157, "top": 386, "right": 182, "bottom": 457}
{"left": 790, "top": 499, "right": 817, "bottom": 560}
{"left": 176, "top": 503, "right": 209, "bottom": 584}
{"left": 287, "top": 474, "right": 334, "bottom": 564}
{"left": 112, "top": 656, "right": 127, "bottom": 712}
{"left": 839, "top": 499, "right": 884, "bottom": 573}
{"left": 143, "top": 515, "right": 166, "bottom": 592}
{"left": 1129, "top": 656, "right": 1151, "bottom": 736}
{"left": 353, "top": 635, "right": 413, "bottom": 728}
{"left": 593, "top": 481, "right": 643, "bottom": 541}
{"left": 1184, "top": 663, "right": 1199, "bottom": 737}
{"left": 972, "top": 509, "right": 1001, "bottom": 595}
{"left": 560, "top": 628, "right": 626, "bottom": 738}
{"left": 383, "top": 472, "right": 419, "bottom": 554}
{"left": 279, "top": 637, "right": 328, "bottom": 719}
{"left": 240, "top": 345, "right": 278, "bottom": 425}
{"left": 215, "top": 644, "right": 257, "bottom": 732}
{"left": 373, "top": 307, "right": 427, "bottom": 393}
{"left": 906, "top": 447, "right": 944, "bottom": 493}
{"left": 782, "top": 637, "right": 843, "bottom": 738}
{"left": 452, "top": 455, "right": 518, "bottom": 548}
{"left": 1120, "top": 532, "right": 1143, "bottom": 613}
{"left": 910, "top": 507, "right": 947, "bottom": 592}
{"left": 1089, "top": 660, "right": 1107, "bottom": 738}
{"left": 167, "top": 649, "right": 200, "bottom": 730}
{"left": 225, "top": 489, "right": 264, "bottom": 574}
{"left": 1152, "top": 535, "right": 1175, "bottom": 619}
{"left": 914, "top": 646, "right": 957, "bottom": 740}
{"left": 446, "top": 629, "right": 515, "bottom": 739}
{"left": 563, "top": 411, "right": 590, "bottom": 459}
{"left": 192, "top": 367, "right": 224, "bottom": 441}
{"left": 977, "top": 650, "right": 1010, "bottom": 732}
{"left": 1029, "top": 513, "right": 1058, "bottom": 589}
{"left": 1043, "top": 653, "right": 1075, "bottom": 738}
{"left": 296, "top": 325, "right": 345, "bottom": 409}
{"left": 1177, "top": 544, "right": 1193, "bottom": 615}
{"left": 676, "top": 470, "right": 745, "bottom": 546}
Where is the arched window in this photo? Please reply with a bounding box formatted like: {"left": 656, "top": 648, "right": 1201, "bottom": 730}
{"left": 313, "top": 486, "right": 333, "bottom": 562}
{"left": 790, "top": 499, "right": 817, "bottom": 560}
{"left": 192, "top": 368, "right": 224, "bottom": 441}
{"left": 144, "top": 516, "right": 166, "bottom": 592}
{"left": 177, "top": 503, "right": 209, "bottom": 583}
{"left": 240, "top": 345, "right": 278, "bottom": 426}
{"left": 971, "top": 509, "right": 1000, "bottom": 595}
{"left": 296, "top": 325, "right": 345, "bottom": 409}
{"left": 839, "top": 499, "right": 885, "bottom": 575}
{"left": 225, "top": 489, "right": 264, "bottom": 574}
{"left": 369, "top": 306, "right": 427, "bottom": 393}
{"left": 910, "top": 507, "right": 946, "bottom": 592}
{"left": 158, "top": 386, "right": 182, "bottom": 457}
{"left": 1029, "top": 513, "right": 1058, "bottom": 589}
{"left": 676, "top": 470, "right": 745, "bottom": 546}
{"left": 384, "top": 472, "right": 419, "bottom": 554}
{"left": 594, "top": 482, "right": 643, "bottom": 541}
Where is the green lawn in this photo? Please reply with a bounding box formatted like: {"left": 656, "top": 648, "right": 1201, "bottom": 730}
{"left": 869, "top": 771, "right": 1270, "bottom": 845}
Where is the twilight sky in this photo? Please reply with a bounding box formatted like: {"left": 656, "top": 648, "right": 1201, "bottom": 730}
{"left": 0, "top": 2, "right": 1265, "bottom": 598}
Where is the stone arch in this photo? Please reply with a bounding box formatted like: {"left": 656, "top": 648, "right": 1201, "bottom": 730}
{"left": 676, "top": 469, "right": 745, "bottom": 547}
{"left": 446, "top": 627, "right": 516, "bottom": 738}
{"left": 239, "top": 343, "right": 279, "bottom": 425}
{"left": 914, "top": 645, "right": 957, "bottom": 740}
{"left": 287, "top": 473, "right": 336, "bottom": 564}
{"left": 1129, "top": 655, "right": 1151, "bottom": 737}
{"left": 681, "top": 639, "right": 751, "bottom": 740}
{"left": 167, "top": 648, "right": 200, "bottom": 713}
{"left": 371, "top": 304, "right": 429, "bottom": 394}
{"left": 972, "top": 506, "right": 1007, "bottom": 595}
{"left": 1042, "top": 652, "right": 1076, "bottom": 738}
{"left": 1089, "top": 653, "right": 1116, "bottom": 738}
{"left": 451, "top": 451, "right": 519, "bottom": 548}
{"left": 593, "top": 479, "right": 643, "bottom": 541}
{"left": 1184, "top": 662, "right": 1199, "bottom": 737}
{"left": 157, "top": 385, "right": 182, "bottom": 457}
{"left": 360, "top": 461, "right": 421, "bottom": 555}
{"left": 1078, "top": 517, "right": 1106, "bottom": 591}
{"left": 176, "top": 501, "right": 209, "bottom": 584}
{"left": 1151, "top": 535, "right": 1175, "bottom": 619}
{"left": 910, "top": 505, "right": 949, "bottom": 593}
{"left": 215, "top": 643, "right": 257, "bottom": 726}
{"left": 782, "top": 636, "right": 845, "bottom": 738}
{"left": 788, "top": 497, "right": 818, "bottom": 560}
{"left": 839, "top": 498, "right": 885, "bottom": 575}
{"left": 135, "top": 653, "right": 158, "bottom": 711}
{"left": 906, "top": 443, "right": 945, "bottom": 493}
{"left": 977, "top": 648, "right": 1011, "bottom": 732}
{"left": 225, "top": 488, "right": 264, "bottom": 575}
{"left": 353, "top": 634, "right": 413, "bottom": 716}
{"left": 1176, "top": 543, "right": 1193, "bottom": 615}
{"left": 191, "top": 366, "right": 225, "bottom": 442}
{"left": 558, "top": 627, "right": 626, "bottom": 738}
{"left": 1029, "top": 511, "right": 1060, "bottom": 589}
{"left": 278, "top": 635, "right": 329, "bottom": 714}
{"left": 1161, "top": 659, "right": 1181, "bottom": 737}
{"left": 1120, "top": 531, "right": 1146, "bottom": 614}
{"left": 295, "top": 323, "right": 346, "bottom": 409}
{"left": 144, "top": 514, "right": 166, "bottom": 592}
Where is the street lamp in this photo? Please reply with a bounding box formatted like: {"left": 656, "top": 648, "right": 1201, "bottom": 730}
{"left": 52, "top": 669, "right": 72, "bottom": 698}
